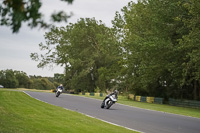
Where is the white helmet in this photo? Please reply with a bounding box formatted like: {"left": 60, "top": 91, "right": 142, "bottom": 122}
{"left": 114, "top": 90, "right": 118, "bottom": 94}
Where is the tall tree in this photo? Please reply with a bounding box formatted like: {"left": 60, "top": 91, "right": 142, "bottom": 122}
{"left": 113, "top": 0, "right": 200, "bottom": 100}
{"left": 0, "top": 69, "right": 18, "bottom": 88}
{"left": 31, "top": 18, "right": 121, "bottom": 92}
{"left": 177, "top": 0, "right": 200, "bottom": 100}
{"left": 14, "top": 70, "right": 30, "bottom": 88}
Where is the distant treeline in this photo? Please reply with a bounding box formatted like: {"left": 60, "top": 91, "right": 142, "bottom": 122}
{"left": 0, "top": 69, "right": 64, "bottom": 90}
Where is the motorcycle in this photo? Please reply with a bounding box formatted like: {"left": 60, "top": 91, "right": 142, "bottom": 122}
{"left": 56, "top": 88, "right": 62, "bottom": 97}
{"left": 101, "top": 95, "right": 117, "bottom": 109}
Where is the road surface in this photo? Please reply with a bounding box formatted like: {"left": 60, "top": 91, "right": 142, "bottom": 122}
{"left": 24, "top": 91, "right": 200, "bottom": 133}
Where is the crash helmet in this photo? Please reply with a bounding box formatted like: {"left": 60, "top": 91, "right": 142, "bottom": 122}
{"left": 114, "top": 89, "right": 118, "bottom": 94}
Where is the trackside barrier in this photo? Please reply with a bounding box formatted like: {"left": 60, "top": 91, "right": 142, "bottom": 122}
{"left": 51, "top": 89, "right": 56, "bottom": 93}
{"left": 135, "top": 96, "right": 141, "bottom": 102}
{"left": 140, "top": 96, "right": 147, "bottom": 102}
{"left": 90, "top": 92, "right": 94, "bottom": 96}
{"left": 79, "top": 92, "right": 104, "bottom": 97}
{"left": 129, "top": 94, "right": 162, "bottom": 104}
{"left": 85, "top": 93, "right": 90, "bottom": 96}
{"left": 169, "top": 98, "right": 200, "bottom": 108}
{"left": 154, "top": 97, "right": 163, "bottom": 104}
{"left": 127, "top": 94, "right": 199, "bottom": 107}
{"left": 147, "top": 97, "right": 154, "bottom": 103}
{"left": 95, "top": 93, "right": 100, "bottom": 96}
{"left": 128, "top": 94, "right": 135, "bottom": 100}
{"left": 100, "top": 93, "right": 103, "bottom": 97}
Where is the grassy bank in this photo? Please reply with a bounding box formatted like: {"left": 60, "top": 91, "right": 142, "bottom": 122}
{"left": 79, "top": 94, "right": 200, "bottom": 118}
{"left": 0, "top": 88, "right": 51, "bottom": 92}
{"left": 0, "top": 90, "right": 137, "bottom": 133}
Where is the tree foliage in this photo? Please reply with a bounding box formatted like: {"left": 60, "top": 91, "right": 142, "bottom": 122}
{"left": 0, "top": 0, "right": 73, "bottom": 33}
{"left": 112, "top": 0, "right": 200, "bottom": 100}
{"left": 0, "top": 69, "right": 56, "bottom": 90}
{"left": 31, "top": 0, "right": 200, "bottom": 100}
{"left": 0, "top": 69, "right": 18, "bottom": 88}
{"left": 31, "top": 18, "right": 121, "bottom": 92}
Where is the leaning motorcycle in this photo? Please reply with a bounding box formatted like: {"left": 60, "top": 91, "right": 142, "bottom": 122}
{"left": 101, "top": 95, "right": 117, "bottom": 109}
{"left": 56, "top": 88, "right": 62, "bottom": 97}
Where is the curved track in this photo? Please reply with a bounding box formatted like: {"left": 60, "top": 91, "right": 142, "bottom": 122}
{"left": 25, "top": 91, "right": 200, "bottom": 133}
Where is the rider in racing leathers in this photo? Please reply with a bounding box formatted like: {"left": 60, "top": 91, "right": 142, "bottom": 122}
{"left": 57, "top": 84, "right": 63, "bottom": 91}
{"left": 103, "top": 90, "right": 118, "bottom": 103}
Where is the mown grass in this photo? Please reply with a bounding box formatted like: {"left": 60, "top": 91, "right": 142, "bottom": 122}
{"left": 0, "top": 90, "right": 137, "bottom": 133}
{"left": 79, "top": 94, "right": 200, "bottom": 118}
{"left": 0, "top": 88, "right": 51, "bottom": 92}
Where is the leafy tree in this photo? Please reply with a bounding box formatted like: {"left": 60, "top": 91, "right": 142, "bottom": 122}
{"left": 0, "top": 0, "right": 73, "bottom": 33}
{"left": 27, "top": 79, "right": 34, "bottom": 89}
{"left": 0, "top": 69, "right": 18, "bottom": 88}
{"left": 31, "top": 18, "right": 121, "bottom": 92}
{"left": 0, "top": 69, "right": 58, "bottom": 89}
{"left": 113, "top": 0, "right": 200, "bottom": 100}
{"left": 0, "top": 70, "right": 6, "bottom": 86}
{"left": 32, "top": 77, "right": 55, "bottom": 90}
{"left": 54, "top": 73, "right": 64, "bottom": 84}
{"left": 30, "top": 0, "right": 200, "bottom": 100}
{"left": 14, "top": 70, "right": 30, "bottom": 88}
{"left": 40, "top": 78, "right": 55, "bottom": 90}
{"left": 177, "top": 0, "right": 200, "bottom": 100}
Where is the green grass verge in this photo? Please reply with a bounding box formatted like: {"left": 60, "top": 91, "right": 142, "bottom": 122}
{"left": 0, "top": 90, "right": 137, "bottom": 133}
{"left": 78, "top": 95, "right": 200, "bottom": 118}
{"left": 0, "top": 88, "right": 51, "bottom": 92}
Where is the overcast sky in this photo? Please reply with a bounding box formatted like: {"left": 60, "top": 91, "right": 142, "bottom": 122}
{"left": 0, "top": 0, "right": 136, "bottom": 77}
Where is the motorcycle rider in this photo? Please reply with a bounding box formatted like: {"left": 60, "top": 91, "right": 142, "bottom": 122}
{"left": 57, "top": 84, "right": 63, "bottom": 91}
{"left": 103, "top": 89, "right": 118, "bottom": 103}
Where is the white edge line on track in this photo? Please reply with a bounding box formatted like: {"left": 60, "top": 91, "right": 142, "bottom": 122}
{"left": 23, "top": 91, "right": 143, "bottom": 133}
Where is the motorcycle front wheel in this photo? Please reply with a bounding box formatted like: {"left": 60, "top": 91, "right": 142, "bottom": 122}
{"left": 106, "top": 100, "right": 113, "bottom": 109}
{"left": 101, "top": 101, "right": 105, "bottom": 108}
{"left": 56, "top": 92, "right": 60, "bottom": 97}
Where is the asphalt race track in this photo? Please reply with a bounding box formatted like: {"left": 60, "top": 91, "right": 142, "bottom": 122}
{"left": 24, "top": 91, "right": 200, "bottom": 133}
